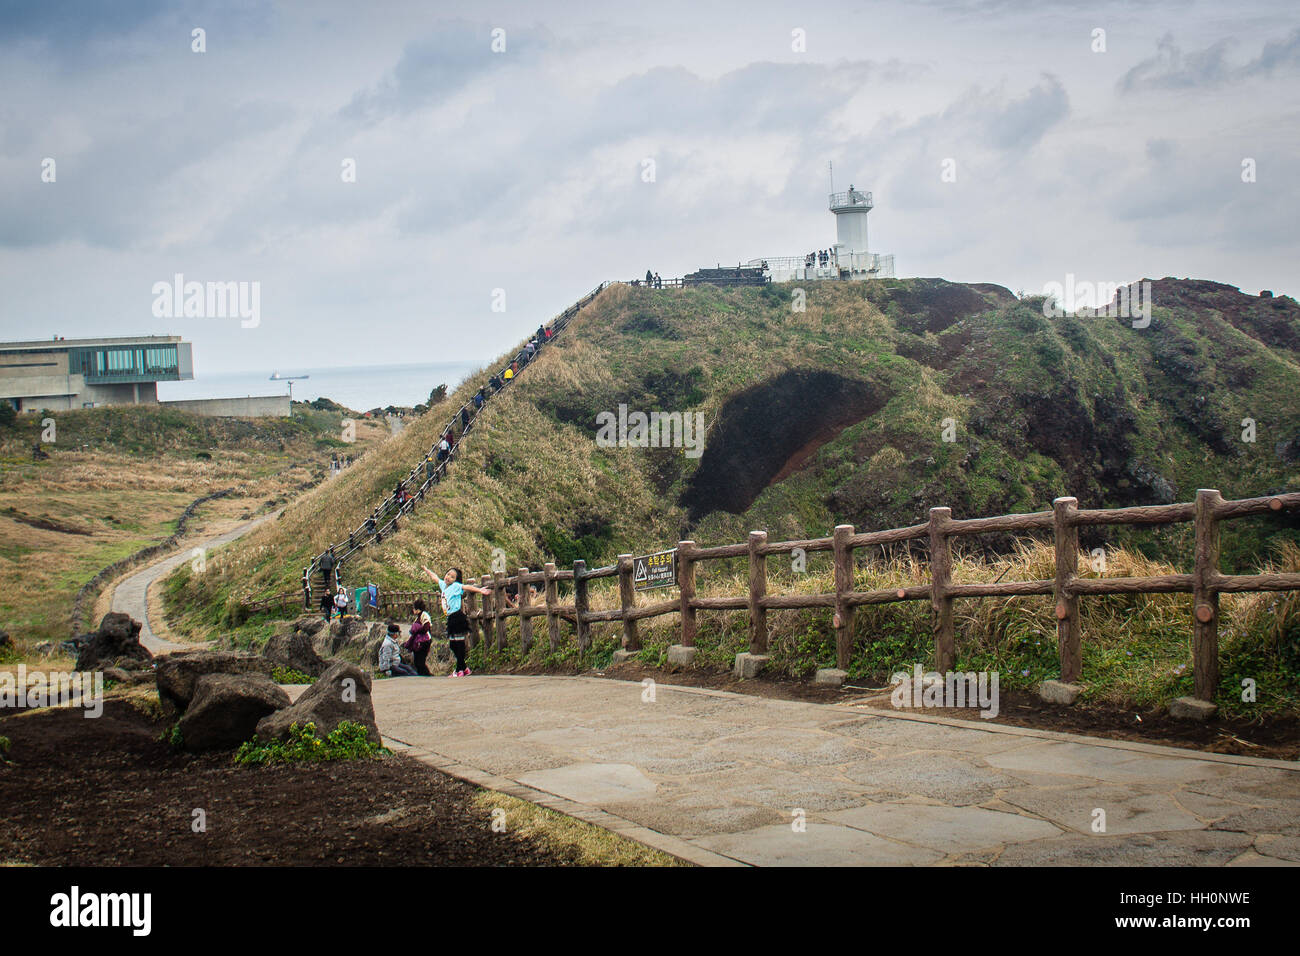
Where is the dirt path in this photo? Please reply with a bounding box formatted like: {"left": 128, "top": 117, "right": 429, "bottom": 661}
{"left": 110, "top": 510, "right": 281, "bottom": 654}
{"left": 372, "top": 674, "right": 1300, "bottom": 867}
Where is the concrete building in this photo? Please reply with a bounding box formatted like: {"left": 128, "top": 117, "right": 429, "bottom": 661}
{"left": 0, "top": 335, "right": 290, "bottom": 417}
{"left": 0, "top": 335, "right": 193, "bottom": 411}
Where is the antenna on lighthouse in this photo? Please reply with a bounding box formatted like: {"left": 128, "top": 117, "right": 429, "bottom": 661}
{"left": 828, "top": 161, "right": 834, "bottom": 194}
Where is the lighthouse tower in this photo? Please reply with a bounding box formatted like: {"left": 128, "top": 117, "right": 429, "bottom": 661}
{"left": 743, "top": 180, "right": 894, "bottom": 282}
{"left": 829, "top": 185, "right": 874, "bottom": 277}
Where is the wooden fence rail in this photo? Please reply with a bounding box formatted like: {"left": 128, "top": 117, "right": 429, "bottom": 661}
{"left": 370, "top": 489, "right": 1299, "bottom": 702}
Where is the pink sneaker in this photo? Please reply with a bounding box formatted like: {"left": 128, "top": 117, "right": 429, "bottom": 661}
{"left": 462, "top": 668, "right": 472, "bottom": 676}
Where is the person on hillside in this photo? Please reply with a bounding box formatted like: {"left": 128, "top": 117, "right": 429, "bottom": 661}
{"left": 333, "top": 585, "right": 349, "bottom": 618}
{"left": 503, "top": 366, "right": 514, "bottom": 382}
{"left": 646, "top": 269, "right": 653, "bottom": 284}
{"left": 379, "top": 622, "right": 417, "bottom": 677}
{"left": 460, "top": 406, "right": 471, "bottom": 431}
{"left": 320, "top": 587, "right": 335, "bottom": 622}
{"left": 404, "top": 599, "right": 434, "bottom": 675}
{"left": 473, "top": 388, "right": 485, "bottom": 409}
{"left": 543, "top": 324, "right": 553, "bottom": 341}
{"left": 421, "top": 565, "right": 493, "bottom": 677}
{"left": 318, "top": 547, "right": 337, "bottom": 590}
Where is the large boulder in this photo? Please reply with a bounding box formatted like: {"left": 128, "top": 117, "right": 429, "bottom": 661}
{"left": 255, "top": 661, "right": 380, "bottom": 744}
{"left": 75, "top": 613, "right": 152, "bottom": 671}
{"left": 178, "top": 673, "right": 291, "bottom": 751}
{"left": 155, "top": 650, "right": 276, "bottom": 718}
{"left": 262, "top": 628, "right": 328, "bottom": 678}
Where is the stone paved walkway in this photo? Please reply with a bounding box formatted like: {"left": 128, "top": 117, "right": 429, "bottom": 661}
{"left": 371, "top": 675, "right": 1300, "bottom": 867}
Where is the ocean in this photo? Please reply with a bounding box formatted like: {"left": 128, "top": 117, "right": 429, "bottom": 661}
{"left": 156, "top": 361, "right": 486, "bottom": 412}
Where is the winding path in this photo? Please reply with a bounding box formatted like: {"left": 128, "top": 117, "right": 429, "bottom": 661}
{"left": 110, "top": 510, "right": 281, "bottom": 655}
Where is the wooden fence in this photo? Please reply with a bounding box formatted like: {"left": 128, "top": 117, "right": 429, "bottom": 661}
{"left": 376, "top": 489, "right": 1300, "bottom": 702}
{"left": 242, "top": 590, "right": 301, "bottom": 615}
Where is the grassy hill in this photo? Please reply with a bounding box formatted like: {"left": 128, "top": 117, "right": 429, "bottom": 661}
{"left": 164, "top": 277, "right": 1300, "bottom": 713}
{"left": 0, "top": 402, "right": 386, "bottom": 650}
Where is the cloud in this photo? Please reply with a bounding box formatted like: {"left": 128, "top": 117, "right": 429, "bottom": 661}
{"left": 951, "top": 74, "right": 1069, "bottom": 151}
{"left": 340, "top": 20, "right": 552, "bottom": 125}
{"left": 1120, "top": 28, "right": 1300, "bottom": 92}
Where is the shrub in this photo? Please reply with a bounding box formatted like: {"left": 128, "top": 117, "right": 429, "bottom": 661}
{"left": 233, "top": 720, "right": 385, "bottom": 765}
{"left": 269, "top": 665, "right": 316, "bottom": 684}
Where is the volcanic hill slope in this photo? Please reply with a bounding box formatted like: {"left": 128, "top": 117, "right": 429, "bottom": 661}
{"left": 170, "top": 276, "right": 1300, "bottom": 634}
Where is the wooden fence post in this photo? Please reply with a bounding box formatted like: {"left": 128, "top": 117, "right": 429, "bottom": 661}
{"left": 832, "top": 524, "right": 855, "bottom": 669}
{"left": 517, "top": 567, "right": 534, "bottom": 653}
{"left": 1193, "top": 488, "right": 1223, "bottom": 701}
{"left": 1053, "top": 496, "right": 1081, "bottom": 683}
{"left": 677, "top": 540, "right": 697, "bottom": 647}
{"left": 618, "top": 554, "right": 640, "bottom": 651}
{"left": 544, "top": 563, "right": 561, "bottom": 651}
{"left": 928, "top": 508, "right": 955, "bottom": 672}
{"left": 492, "top": 570, "right": 507, "bottom": 651}
{"left": 573, "top": 559, "right": 591, "bottom": 653}
{"left": 463, "top": 589, "right": 475, "bottom": 648}
{"left": 475, "top": 575, "right": 492, "bottom": 651}
{"left": 748, "top": 531, "right": 768, "bottom": 654}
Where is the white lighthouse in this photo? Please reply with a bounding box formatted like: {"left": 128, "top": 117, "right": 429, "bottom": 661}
{"left": 748, "top": 180, "right": 894, "bottom": 283}
{"left": 830, "top": 185, "right": 873, "bottom": 274}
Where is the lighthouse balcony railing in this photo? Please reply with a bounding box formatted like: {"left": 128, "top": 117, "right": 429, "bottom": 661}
{"left": 828, "top": 189, "right": 873, "bottom": 210}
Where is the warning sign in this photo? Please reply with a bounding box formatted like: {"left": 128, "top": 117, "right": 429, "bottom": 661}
{"left": 633, "top": 549, "right": 676, "bottom": 591}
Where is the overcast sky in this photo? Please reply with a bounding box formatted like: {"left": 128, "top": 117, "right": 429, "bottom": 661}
{"left": 2, "top": 0, "right": 1297, "bottom": 374}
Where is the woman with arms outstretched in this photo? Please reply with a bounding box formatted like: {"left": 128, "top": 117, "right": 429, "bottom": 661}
{"left": 421, "top": 565, "right": 492, "bottom": 676}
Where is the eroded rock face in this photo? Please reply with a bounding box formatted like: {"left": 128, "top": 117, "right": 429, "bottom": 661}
{"left": 155, "top": 650, "right": 275, "bottom": 718}
{"left": 293, "top": 616, "right": 327, "bottom": 636}
{"left": 316, "top": 617, "right": 371, "bottom": 659}
{"left": 75, "top": 613, "right": 152, "bottom": 671}
{"left": 178, "top": 673, "right": 291, "bottom": 751}
{"left": 255, "top": 661, "right": 380, "bottom": 745}
{"left": 682, "top": 369, "right": 888, "bottom": 520}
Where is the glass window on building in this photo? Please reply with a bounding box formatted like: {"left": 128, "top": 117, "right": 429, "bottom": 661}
{"left": 145, "top": 346, "right": 177, "bottom": 371}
